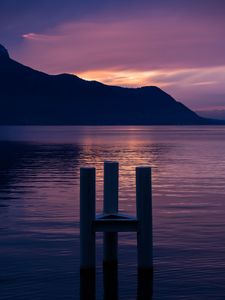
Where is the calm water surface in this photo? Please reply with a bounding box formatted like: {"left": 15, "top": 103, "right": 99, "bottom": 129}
{"left": 0, "top": 126, "right": 225, "bottom": 300}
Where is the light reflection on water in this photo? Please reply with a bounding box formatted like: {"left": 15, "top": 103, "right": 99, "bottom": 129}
{"left": 1, "top": 126, "right": 225, "bottom": 299}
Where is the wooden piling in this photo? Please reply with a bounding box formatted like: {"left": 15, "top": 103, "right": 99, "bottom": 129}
{"left": 103, "top": 161, "right": 119, "bottom": 299}
{"left": 80, "top": 167, "right": 96, "bottom": 270}
{"left": 103, "top": 161, "right": 119, "bottom": 265}
{"left": 136, "top": 166, "right": 153, "bottom": 270}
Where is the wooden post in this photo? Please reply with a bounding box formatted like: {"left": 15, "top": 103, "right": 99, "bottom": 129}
{"left": 136, "top": 167, "right": 153, "bottom": 270}
{"left": 103, "top": 161, "right": 119, "bottom": 300}
{"left": 103, "top": 161, "right": 119, "bottom": 265}
{"left": 137, "top": 268, "right": 153, "bottom": 300}
{"left": 80, "top": 268, "right": 96, "bottom": 300}
{"left": 80, "top": 167, "right": 96, "bottom": 270}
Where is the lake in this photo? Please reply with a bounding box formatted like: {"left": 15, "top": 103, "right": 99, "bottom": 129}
{"left": 0, "top": 126, "right": 225, "bottom": 300}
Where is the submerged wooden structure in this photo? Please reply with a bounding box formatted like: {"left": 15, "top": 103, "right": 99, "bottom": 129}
{"left": 80, "top": 161, "right": 153, "bottom": 299}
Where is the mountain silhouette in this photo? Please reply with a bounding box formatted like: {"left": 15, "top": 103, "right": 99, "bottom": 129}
{"left": 0, "top": 44, "right": 223, "bottom": 125}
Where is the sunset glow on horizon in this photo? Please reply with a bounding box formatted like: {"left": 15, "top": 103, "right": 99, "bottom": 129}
{"left": 76, "top": 66, "right": 225, "bottom": 111}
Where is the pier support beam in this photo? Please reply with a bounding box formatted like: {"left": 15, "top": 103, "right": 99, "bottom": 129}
{"left": 103, "top": 161, "right": 119, "bottom": 265}
{"left": 136, "top": 166, "right": 153, "bottom": 270}
{"left": 80, "top": 167, "right": 96, "bottom": 270}
{"left": 137, "top": 268, "right": 153, "bottom": 300}
{"left": 103, "top": 161, "right": 119, "bottom": 300}
{"left": 80, "top": 162, "right": 154, "bottom": 299}
{"left": 80, "top": 167, "right": 96, "bottom": 299}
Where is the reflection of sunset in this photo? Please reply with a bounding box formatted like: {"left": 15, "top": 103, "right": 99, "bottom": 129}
{"left": 77, "top": 127, "right": 169, "bottom": 221}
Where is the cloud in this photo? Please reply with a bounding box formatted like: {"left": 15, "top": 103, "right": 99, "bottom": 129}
{"left": 22, "top": 32, "right": 61, "bottom": 42}
{"left": 17, "top": 12, "right": 225, "bottom": 71}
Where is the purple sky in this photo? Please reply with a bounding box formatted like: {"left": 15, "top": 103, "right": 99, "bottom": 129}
{"left": 1, "top": 0, "right": 225, "bottom": 114}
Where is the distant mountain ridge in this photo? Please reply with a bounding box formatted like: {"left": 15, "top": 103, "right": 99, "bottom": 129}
{"left": 0, "top": 44, "right": 224, "bottom": 125}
